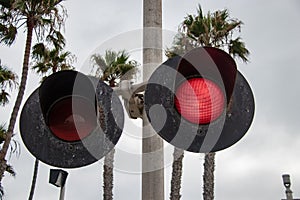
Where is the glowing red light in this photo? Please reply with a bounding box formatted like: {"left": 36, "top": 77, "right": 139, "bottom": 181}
{"left": 175, "top": 78, "right": 225, "bottom": 124}
{"left": 48, "top": 96, "right": 97, "bottom": 142}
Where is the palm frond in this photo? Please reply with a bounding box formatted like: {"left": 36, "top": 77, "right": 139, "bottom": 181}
{"left": 0, "top": 89, "right": 9, "bottom": 106}
{"left": 0, "top": 70, "right": 16, "bottom": 87}
{"left": 91, "top": 49, "right": 139, "bottom": 86}
{"left": 229, "top": 37, "right": 250, "bottom": 63}
{"left": 168, "top": 5, "right": 250, "bottom": 62}
{"left": 0, "top": 24, "right": 17, "bottom": 45}
{"left": 0, "top": 60, "right": 18, "bottom": 91}
{"left": 32, "top": 43, "right": 47, "bottom": 59}
{"left": 32, "top": 62, "right": 49, "bottom": 74}
{"left": 0, "top": 123, "right": 6, "bottom": 143}
{"left": 8, "top": 138, "right": 20, "bottom": 159}
{"left": 91, "top": 54, "right": 108, "bottom": 76}
{"left": 5, "top": 164, "right": 16, "bottom": 177}
{"left": 31, "top": 41, "right": 75, "bottom": 75}
{"left": 46, "top": 29, "right": 65, "bottom": 50}
{"left": 165, "top": 33, "right": 196, "bottom": 58}
{"left": 104, "top": 50, "right": 118, "bottom": 67}
{"left": 196, "top": 4, "right": 204, "bottom": 19}
{"left": 0, "top": 0, "right": 14, "bottom": 9}
{"left": 0, "top": 183, "right": 3, "bottom": 200}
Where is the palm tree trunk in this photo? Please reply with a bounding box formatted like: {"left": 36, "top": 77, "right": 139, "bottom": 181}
{"left": 28, "top": 159, "right": 39, "bottom": 200}
{"left": 170, "top": 147, "right": 184, "bottom": 200}
{"left": 203, "top": 152, "right": 215, "bottom": 200}
{"left": 103, "top": 148, "right": 115, "bottom": 200}
{"left": 102, "top": 80, "right": 116, "bottom": 200}
{"left": 0, "top": 22, "right": 34, "bottom": 181}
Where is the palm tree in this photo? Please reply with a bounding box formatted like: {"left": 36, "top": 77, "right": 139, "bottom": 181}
{"left": 103, "top": 148, "right": 115, "bottom": 200}
{"left": 0, "top": 2, "right": 67, "bottom": 198}
{"left": 0, "top": 124, "right": 16, "bottom": 199}
{"left": 170, "top": 147, "right": 184, "bottom": 200}
{"left": 167, "top": 5, "right": 250, "bottom": 200}
{"left": 27, "top": 158, "right": 39, "bottom": 200}
{"left": 0, "top": 60, "right": 17, "bottom": 106}
{"left": 0, "top": 0, "right": 67, "bottom": 184}
{"left": 91, "top": 50, "right": 138, "bottom": 87}
{"left": 28, "top": 36, "right": 75, "bottom": 200}
{"left": 31, "top": 42, "right": 75, "bottom": 78}
{"left": 0, "top": 61, "right": 18, "bottom": 199}
{"left": 0, "top": 125, "right": 18, "bottom": 169}
{"left": 91, "top": 50, "right": 138, "bottom": 200}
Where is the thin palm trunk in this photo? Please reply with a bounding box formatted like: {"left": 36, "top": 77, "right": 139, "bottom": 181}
{"left": 170, "top": 147, "right": 184, "bottom": 200}
{"left": 103, "top": 148, "right": 115, "bottom": 200}
{"left": 28, "top": 159, "right": 39, "bottom": 200}
{"left": 102, "top": 81, "right": 116, "bottom": 200}
{"left": 0, "top": 21, "right": 34, "bottom": 181}
{"left": 91, "top": 50, "right": 137, "bottom": 200}
{"left": 203, "top": 152, "right": 215, "bottom": 200}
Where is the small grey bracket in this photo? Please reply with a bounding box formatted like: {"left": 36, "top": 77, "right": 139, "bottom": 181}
{"left": 114, "top": 80, "right": 146, "bottom": 119}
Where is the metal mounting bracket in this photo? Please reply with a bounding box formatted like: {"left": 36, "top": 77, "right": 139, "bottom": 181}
{"left": 113, "top": 80, "right": 146, "bottom": 119}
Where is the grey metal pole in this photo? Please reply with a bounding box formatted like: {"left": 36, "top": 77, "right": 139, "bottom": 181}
{"left": 142, "top": 0, "right": 164, "bottom": 200}
{"left": 49, "top": 169, "right": 68, "bottom": 200}
{"left": 282, "top": 174, "right": 293, "bottom": 200}
{"left": 285, "top": 187, "right": 294, "bottom": 200}
{"left": 282, "top": 174, "right": 300, "bottom": 200}
{"left": 59, "top": 184, "right": 66, "bottom": 200}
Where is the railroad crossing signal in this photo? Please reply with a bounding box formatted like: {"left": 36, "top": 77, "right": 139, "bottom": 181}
{"left": 20, "top": 47, "right": 255, "bottom": 167}
{"left": 144, "top": 47, "right": 255, "bottom": 152}
{"left": 20, "top": 70, "right": 124, "bottom": 168}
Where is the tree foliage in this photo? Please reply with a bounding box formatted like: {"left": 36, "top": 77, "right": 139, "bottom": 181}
{"left": 31, "top": 42, "right": 75, "bottom": 78}
{"left": 91, "top": 50, "right": 139, "bottom": 87}
{"left": 166, "top": 5, "right": 250, "bottom": 62}
{"left": 0, "top": 0, "right": 68, "bottom": 197}
{"left": 0, "top": 60, "right": 17, "bottom": 106}
{"left": 0, "top": 0, "right": 67, "bottom": 46}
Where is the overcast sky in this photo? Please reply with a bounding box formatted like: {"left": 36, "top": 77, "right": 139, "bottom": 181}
{"left": 1, "top": 0, "right": 300, "bottom": 199}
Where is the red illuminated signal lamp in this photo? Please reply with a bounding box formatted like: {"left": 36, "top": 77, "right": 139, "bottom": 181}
{"left": 48, "top": 96, "right": 97, "bottom": 142}
{"left": 144, "top": 47, "right": 255, "bottom": 153}
{"left": 174, "top": 77, "right": 225, "bottom": 125}
{"left": 20, "top": 70, "right": 124, "bottom": 168}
